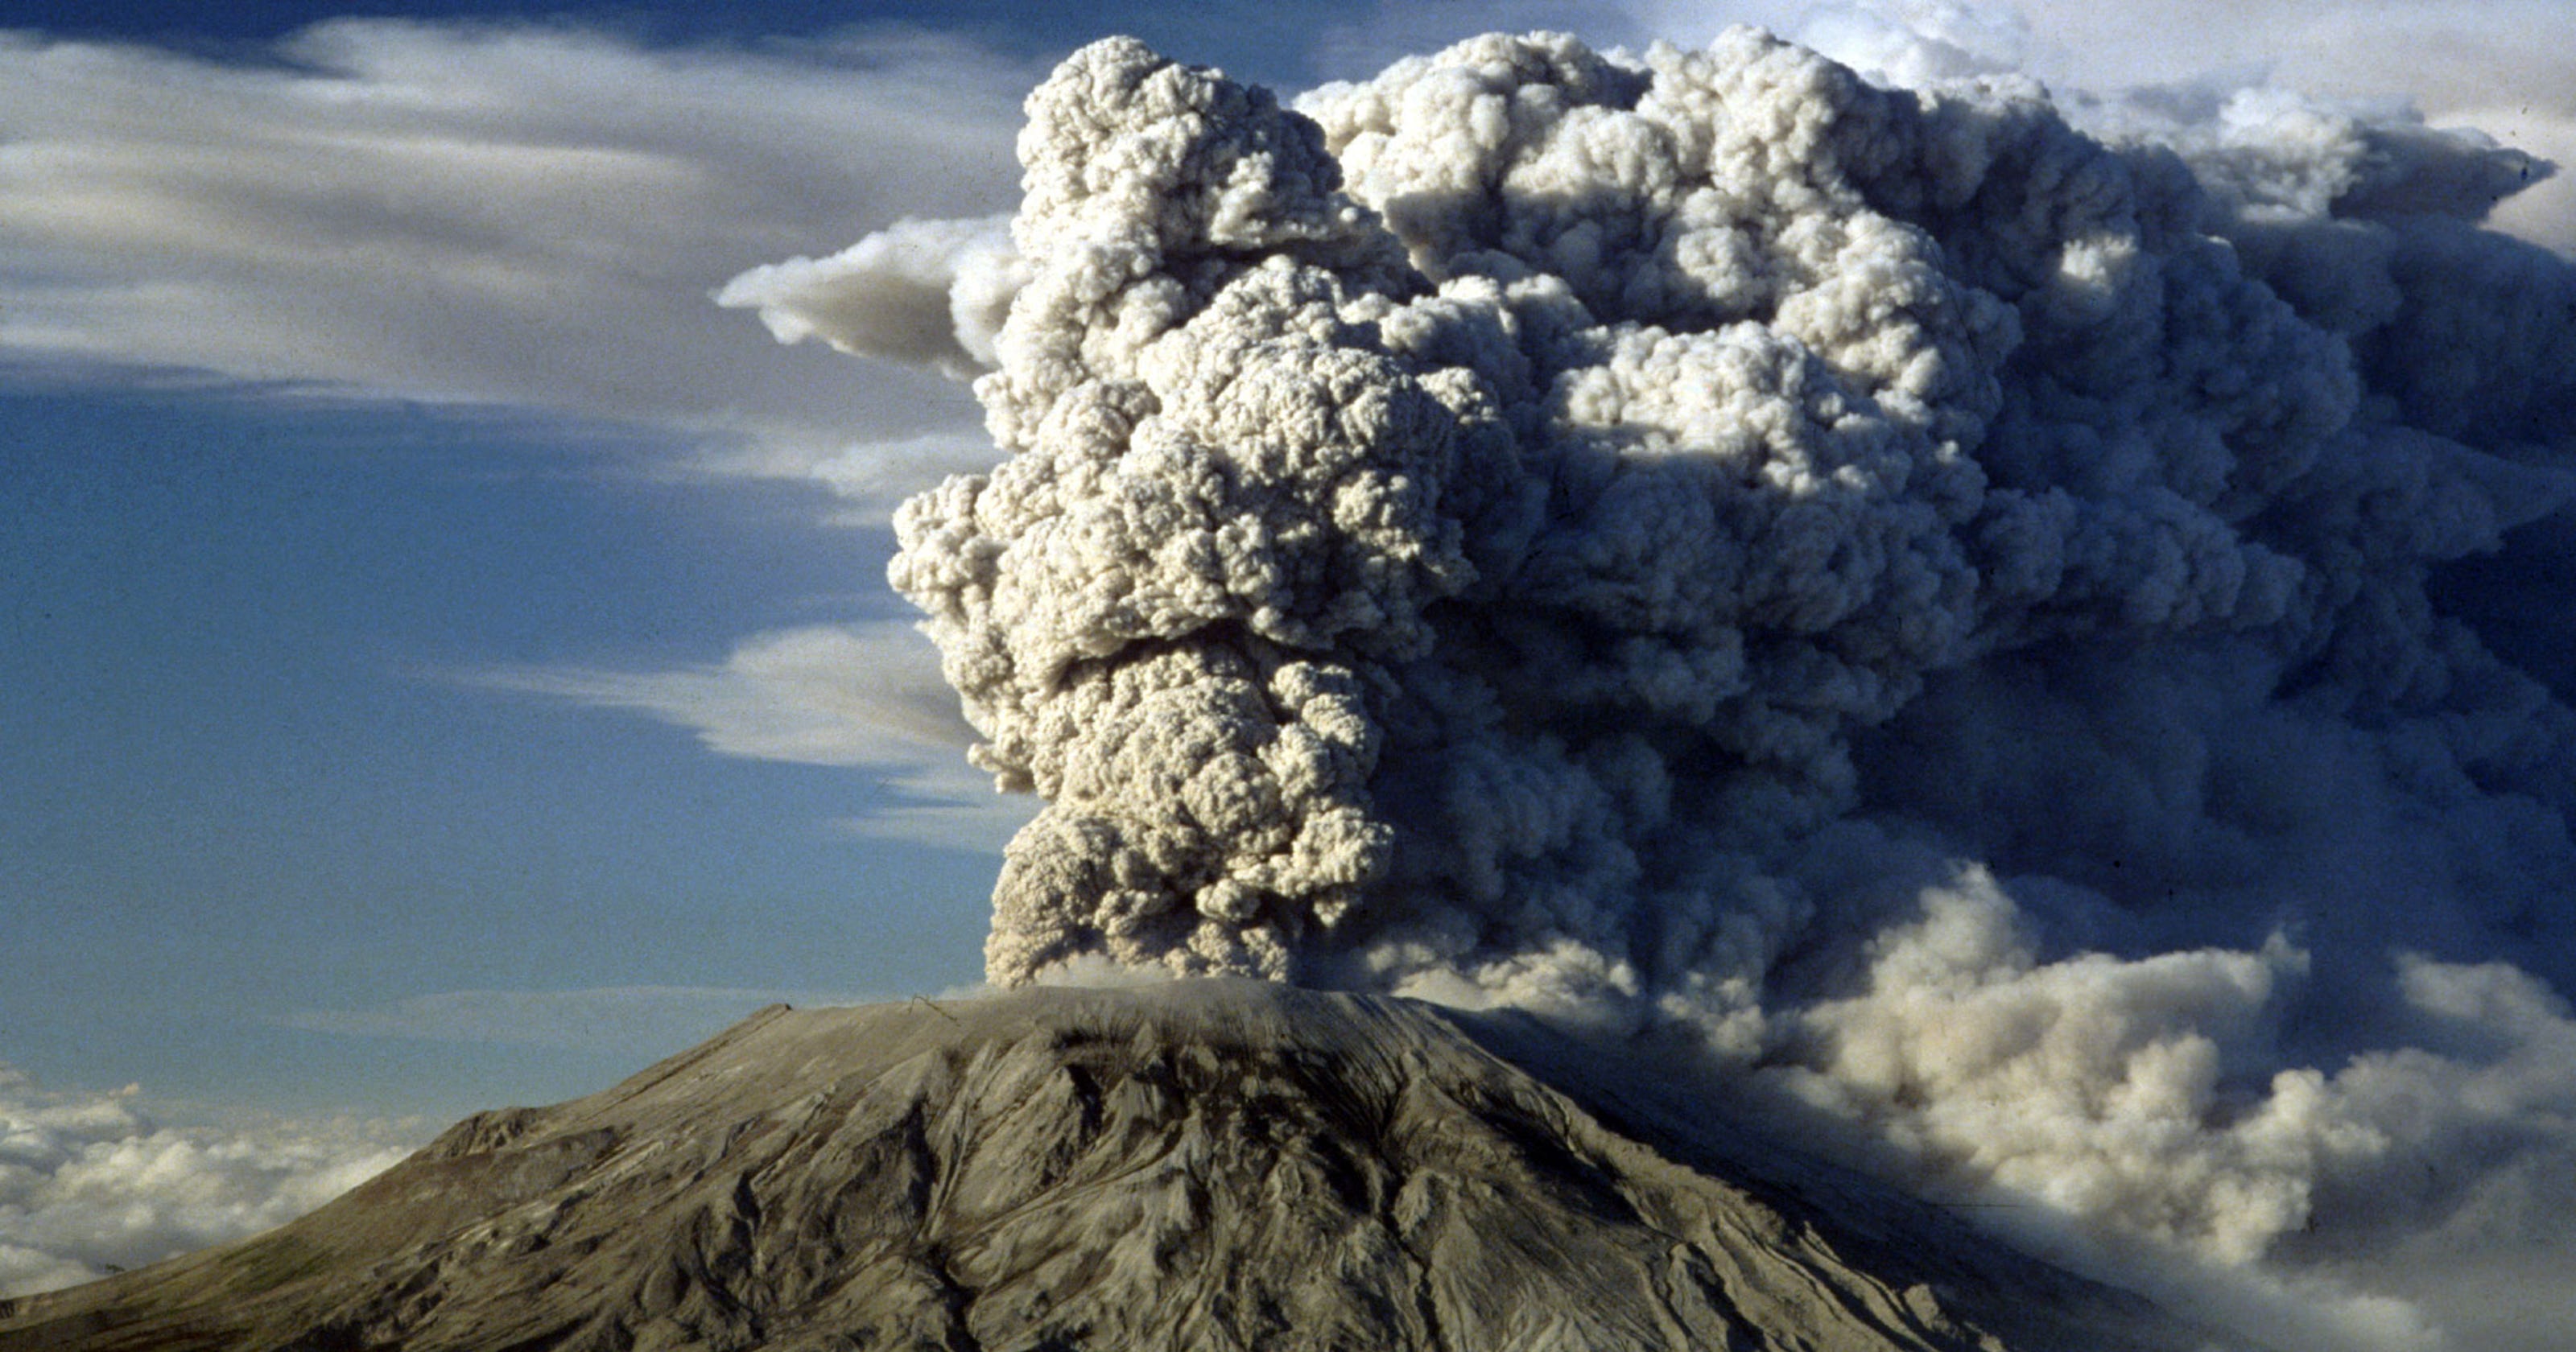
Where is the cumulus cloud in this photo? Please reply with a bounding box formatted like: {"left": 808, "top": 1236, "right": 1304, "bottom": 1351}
{"left": 464, "top": 621, "right": 1037, "bottom": 848}
{"left": 0, "top": 19, "right": 1034, "bottom": 484}
{"left": 0, "top": 1068, "right": 412, "bottom": 1300}
{"left": 756, "top": 22, "right": 2576, "bottom": 1348}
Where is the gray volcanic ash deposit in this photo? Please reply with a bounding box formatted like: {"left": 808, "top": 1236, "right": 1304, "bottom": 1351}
{"left": 0, "top": 983, "right": 2234, "bottom": 1352}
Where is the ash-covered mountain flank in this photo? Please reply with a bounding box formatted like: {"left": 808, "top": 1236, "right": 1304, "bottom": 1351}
{"left": 0, "top": 982, "right": 2235, "bottom": 1352}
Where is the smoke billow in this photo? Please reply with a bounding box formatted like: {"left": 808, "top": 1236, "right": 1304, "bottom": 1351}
{"left": 729, "top": 25, "right": 2576, "bottom": 1349}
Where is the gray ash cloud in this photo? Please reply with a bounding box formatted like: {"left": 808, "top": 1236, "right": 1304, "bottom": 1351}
{"left": 728, "top": 27, "right": 2576, "bottom": 1348}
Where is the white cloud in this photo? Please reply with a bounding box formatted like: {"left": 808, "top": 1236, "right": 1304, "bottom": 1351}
{"left": 464, "top": 621, "right": 1035, "bottom": 850}
{"left": 0, "top": 1067, "right": 414, "bottom": 1299}
{"left": 715, "top": 212, "right": 1023, "bottom": 379}
{"left": 698, "top": 428, "right": 1008, "bottom": 519}
{"left": 276, "top": 984, "right": 869, "bottom": 1052}
{"left": 1855, "top": 0, "right": 2576, "bottom": 252}
{"left": 0, "top": 20, "right": 1031, "bottom": 464}
{"left": 478, "top": 622, "right": 970, "bottom": 762}
{"left": 1312, "top": 1, "right": 2573, "bottom": 250}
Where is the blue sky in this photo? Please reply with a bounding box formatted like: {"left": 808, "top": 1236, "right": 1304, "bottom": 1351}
{"left": 6, "top": 0, "right": 1653, "bottom": 1182}
{"left": 0, "top": 2, "right": 1453, "bottom": 1136}
{"left": 0, "top": 377, "right": 1005, "bottom": 1117}
{"left": 3, "top": 0, "right": 2573, "bottom": 1308}
{"left": 0, "top": 0, "right": 1587, "bottom": 1131}
{"left": 0, "top": 0, "right": 1057, "bottom": 1129}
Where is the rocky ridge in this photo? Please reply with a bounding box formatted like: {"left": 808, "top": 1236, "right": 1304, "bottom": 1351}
{"left": 0, "top": 981, "right": 2242, "bottom": 1350}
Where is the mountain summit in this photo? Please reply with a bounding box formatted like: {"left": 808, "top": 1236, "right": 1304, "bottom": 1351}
{"left": 0, "top": 982, "right": 2239, "bottom": 1350}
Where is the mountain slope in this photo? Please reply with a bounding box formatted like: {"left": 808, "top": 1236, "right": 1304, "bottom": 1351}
{"left": 0, "top": 981, "right": 2242, "bottom": 1351}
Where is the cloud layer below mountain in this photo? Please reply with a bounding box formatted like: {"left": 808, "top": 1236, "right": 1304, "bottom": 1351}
{"left": 0, "top": 1069, "right": 412, "bottom": 1300}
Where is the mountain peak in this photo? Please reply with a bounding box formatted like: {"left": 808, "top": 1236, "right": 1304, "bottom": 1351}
{"left": 0, "top": 981, "right": 2240, "bottom": 1351}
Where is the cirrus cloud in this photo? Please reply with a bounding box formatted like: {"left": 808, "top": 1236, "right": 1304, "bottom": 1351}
{"left": 459, "top": 621, "right": 1035, "bottom": 850}
{"left": 0, "top": 19, "right": 1032, "bottom": 474}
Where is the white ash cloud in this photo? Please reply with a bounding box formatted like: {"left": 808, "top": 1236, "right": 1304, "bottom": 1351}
{"left": 739, "top": 24, "right": 2576, "bottom": 1349}
{"left": 0, "top": 1068, "right": 411, "bottom": 1300}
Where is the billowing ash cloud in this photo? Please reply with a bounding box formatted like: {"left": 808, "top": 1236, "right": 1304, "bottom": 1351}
{"left": 737, "top": 26, "right": 2576, "bottom": 1349}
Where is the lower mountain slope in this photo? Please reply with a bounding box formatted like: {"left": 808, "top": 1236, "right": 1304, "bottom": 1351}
{"left": 0, "top": 980, "right": 2245, "bottom": 1351}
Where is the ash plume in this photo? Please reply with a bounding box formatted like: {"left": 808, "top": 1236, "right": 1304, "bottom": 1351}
{"left": 729, "top": 24, "right": 2576, "bottom": 1349}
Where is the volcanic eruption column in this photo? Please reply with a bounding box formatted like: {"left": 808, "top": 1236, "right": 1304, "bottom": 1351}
{"left": 725, "top": 25, "right": 2576, "bottom": 1307}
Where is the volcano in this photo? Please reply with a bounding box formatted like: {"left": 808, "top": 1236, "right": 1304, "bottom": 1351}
{"left": 0, "top": 981, "right": 2241, "bottom": 1351}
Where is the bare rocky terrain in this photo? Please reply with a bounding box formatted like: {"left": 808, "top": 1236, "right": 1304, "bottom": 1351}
{"left": 0, "top": 981, "right": 2246, "bottom": 1350}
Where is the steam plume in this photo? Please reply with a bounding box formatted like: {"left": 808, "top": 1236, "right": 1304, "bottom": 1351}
{"left": 731, "top": 25, "right": 2576, "bottom": 1347}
